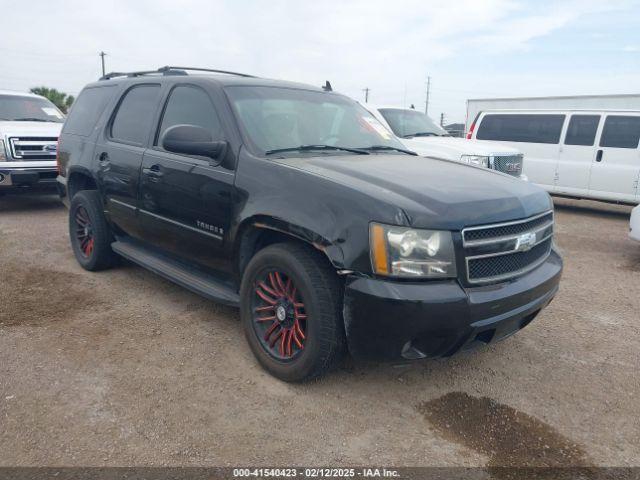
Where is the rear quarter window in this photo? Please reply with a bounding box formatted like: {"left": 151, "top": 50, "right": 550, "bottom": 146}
{"left": 477, "top": 114, "right": 565, "bottom": 144}
{"left": 63, "top": 86, "right": 116, "bottom": 136}
{"left": 600, "top": 115, "right": 640, "bottom": 149}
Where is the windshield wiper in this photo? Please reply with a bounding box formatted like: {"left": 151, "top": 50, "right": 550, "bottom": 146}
{"left": 358, "top": 145, "right": 417, "bottom": 155}
{"left": 265, "top": 145, "right": 369, "bottom": 155}
{"left": 402, "top": 132, "right": 438, "bottom": 138}
{"left": 13, "top": 117, "right": 50, "bottom": 122}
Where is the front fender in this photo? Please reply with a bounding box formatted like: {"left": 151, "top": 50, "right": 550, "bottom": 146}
{"left": 234, "top": 215, "right": 346, "bottom": 270}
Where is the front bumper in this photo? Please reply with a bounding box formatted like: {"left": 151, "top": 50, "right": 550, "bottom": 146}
{"left": 343, "top": 249, "right": 562, "bottom": 361}
{"left": 0, "top": 166, "right": 58, "bottom": 190}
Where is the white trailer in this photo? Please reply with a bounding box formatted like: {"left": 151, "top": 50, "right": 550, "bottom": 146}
{"left": 466, "top": 94, "right": 640, "bottom": 131}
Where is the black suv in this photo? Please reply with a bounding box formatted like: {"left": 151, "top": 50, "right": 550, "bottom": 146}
{"left": 57, "top": 66, "right": 562, "bottom": 382}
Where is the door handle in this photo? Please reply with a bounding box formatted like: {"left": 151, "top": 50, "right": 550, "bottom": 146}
{"left": 596, "top": 149, "right": 603, "bottom": 162}
{"left": 98, "top": 152, "right": 110, "bottom": 167}
{"left": 142, "top": 164, "right": 164, "bottom": 179}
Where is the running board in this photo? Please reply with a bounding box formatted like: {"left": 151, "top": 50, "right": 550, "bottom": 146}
{"left": 111, "top": 238, "right": 239, "bottom": 307}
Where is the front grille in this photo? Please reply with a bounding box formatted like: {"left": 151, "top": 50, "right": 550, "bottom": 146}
{"left": 492, "top": 154, "right": 523, "bottom": 177}
{"left": 464, "top": 211, "right": 553, "bottom": 243}
{"left": 462, "top": 211, "right": 554, "bottom": 284}
{"left": 8, "top": 137, "right": 58, "bottom": 161}
{"left": 468, "top": 238, "right": 552, "bottom": 282}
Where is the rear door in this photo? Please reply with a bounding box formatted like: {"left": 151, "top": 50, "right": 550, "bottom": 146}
{"left": 556, "top": 114, "right": 601, "bottom": 196}
{"left": 95, "top": 83, "right": 161, "bottom": 237}
{"left": 138, "top": 83, "right": 235, "bottom": 273}
{"left": 588, "top": 114, "right": 640, "bottom": 203}
{"left": 475, "top": 113, "right": 565, "bottom": 191}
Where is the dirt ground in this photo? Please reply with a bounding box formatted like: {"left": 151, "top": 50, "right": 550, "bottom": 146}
{"left": 0, "top": 192, "right": 638, "bottom": 468}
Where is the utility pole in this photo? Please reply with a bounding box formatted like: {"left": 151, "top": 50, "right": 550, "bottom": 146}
{"left": 440, "top": 112, "right": 445, "bottom": 126}
{"left": 362, "top": 87, "right": 370, "bottom": 103}
{"left": 425, "top": 76, "right": 431, "bottom": 115}
{"left": 99, "top": 51, "right": 107, "bottom": 77}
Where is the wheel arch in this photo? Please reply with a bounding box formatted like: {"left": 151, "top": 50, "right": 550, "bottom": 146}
{"left": 234, "top": 216, "right": 345, "bottom": 280}
{"left": 67, "top": 167, "right": 97, "bottom": 199}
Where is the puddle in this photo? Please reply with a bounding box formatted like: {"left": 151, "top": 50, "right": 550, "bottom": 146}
{"left": 418, "top": 392, "right": 592, "bottom": 477}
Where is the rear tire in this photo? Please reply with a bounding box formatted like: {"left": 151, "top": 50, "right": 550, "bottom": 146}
{"left": 240, "top": 242, "right": 345, "bottom": 382}
{"left": 69, "top": 190, "right": 117, "bottom": 271}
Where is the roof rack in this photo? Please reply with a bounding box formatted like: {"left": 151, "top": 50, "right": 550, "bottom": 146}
{"left": 99, "top": 66, "right": 256, "bottom": 81}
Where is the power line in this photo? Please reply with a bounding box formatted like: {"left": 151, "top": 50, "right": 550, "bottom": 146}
{"left": 0, "top": 47, "right": 95, "bottom": 58}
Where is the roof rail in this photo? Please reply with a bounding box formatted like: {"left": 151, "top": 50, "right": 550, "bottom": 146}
{"left": 99, "top": 66, "right": 255, "bottom": 81}
{"left": 158, "top": 66, "right": 256, "bottom": 78}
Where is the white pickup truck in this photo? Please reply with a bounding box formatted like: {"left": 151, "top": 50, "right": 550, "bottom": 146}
{"left": 365, "top": 105, "right": 527, "bottom": 180}
{"left": 0, "top": 90, "right": 64, "bottom": 193}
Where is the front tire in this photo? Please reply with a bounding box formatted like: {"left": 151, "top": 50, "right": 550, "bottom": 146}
{"left": 240, "top": 242, "right": 345, "bottom": 382}
{"left": 69, "top": 190, "right": 116, "bottom": 271}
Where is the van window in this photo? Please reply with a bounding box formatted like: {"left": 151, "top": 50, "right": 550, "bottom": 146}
{"left": 476, "top": 114, "right": 565, "bottom": 144}
{"left": 564, "top": 115, "right": 600, "bottom": 146}
{"left": 600, "top": 115, "right": 640, "bottom": 149}
{"left": 156, "top": 85, "right": 222, "bottom": 146}
{"left": 62, "top": 86, "right": 115, "bottom": 136}
{"left": 110, "top": 84, "right": 161, "bottom": 145}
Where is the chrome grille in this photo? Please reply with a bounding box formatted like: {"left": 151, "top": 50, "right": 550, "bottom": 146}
{"left": 462, "top": 211, "right": 554, "bottom": 284}
{"left": 464, "top": 212, "right": 553, "bottom": 242}
{"left": 8, "top": 137, "right": 58, "bottom": 160}
{"left": 492, "top": 154, "right": 523, "bottom": 177}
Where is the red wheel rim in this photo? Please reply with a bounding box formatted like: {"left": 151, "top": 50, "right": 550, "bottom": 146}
{"left": 74, "top": 206, "right": 95, "bottom": 258}
{"left": 252, "top": 270, "right": 307, "bottom": 360}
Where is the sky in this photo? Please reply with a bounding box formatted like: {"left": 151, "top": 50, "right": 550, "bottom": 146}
{"left": 1, "top": 0, "right": 639, "bottom": 123}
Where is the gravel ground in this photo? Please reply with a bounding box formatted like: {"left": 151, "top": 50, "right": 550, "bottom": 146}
{"left": 0, "top": 192, "right": 638, "bottom": 467}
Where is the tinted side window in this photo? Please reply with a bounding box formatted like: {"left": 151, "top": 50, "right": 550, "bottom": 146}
{"left": 157, "top": 85, "right": 222, "bottom": 145}
{"left": 477, "top": 114, "right": 565, "bottom": 144}
{"left": 63, "top": 86, "right": 115, "bottom": 136}
{"left": 565, "top": 115, "right": 600, "bottom": 146}
{"left": 600, "top": 115, "right": 640, "bottom": 149}
{"left": 110, "top": 84, "right": 161, "bottom": 145}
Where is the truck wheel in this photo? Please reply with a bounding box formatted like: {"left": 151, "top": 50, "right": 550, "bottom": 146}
{"left": 69, "top": 190, "right": 116, "bottom": 271}
{"left": 240, "top": 242, "right": 345, "bottom": 382}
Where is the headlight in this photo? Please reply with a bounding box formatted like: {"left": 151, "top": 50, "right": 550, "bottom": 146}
{"left": 461, "top": 155, "right": 489, "bottom": 168}
{"left": 370, "top": 223, "right": 457, "bottom": 278}
{"left": 0, "top": 140, "right": 6, "bottom": 162}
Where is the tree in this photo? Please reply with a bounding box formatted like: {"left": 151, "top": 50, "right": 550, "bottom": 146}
{"left": 29, "top": 86, "right": 75, "bottom": 113}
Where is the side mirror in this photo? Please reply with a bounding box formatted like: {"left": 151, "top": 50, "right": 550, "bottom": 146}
{"left": 162, "top": 124, "right": 227, "bottom": 163}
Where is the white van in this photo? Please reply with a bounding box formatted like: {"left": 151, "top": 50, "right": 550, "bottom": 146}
{"left": 364, "top": 105, "right": 527, "bottom": 179}
{"left": 631, "top": 205, "right": 640, "bottom": 242}
{"left": 468, "top": 110, "right": 640, "bottom": 204}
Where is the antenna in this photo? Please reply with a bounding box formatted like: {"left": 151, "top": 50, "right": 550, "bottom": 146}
{"left": 425, "top": 75, "right": 431, "bottom": 114}
{"left": 99, "top": 51, "right": 107, "bottom": 77}
{"left": 322, "top": 81, "right": 332, "bottom": 92}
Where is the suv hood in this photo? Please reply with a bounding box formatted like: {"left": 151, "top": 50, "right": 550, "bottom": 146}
{"left": 0, "top": 121, "right": 63, "bottom": 137}
{"left": 276, "top": 154, "right": 551, "bottom": 230}
{"left": 402, "top": 136, "right": 520, "bottom": 160}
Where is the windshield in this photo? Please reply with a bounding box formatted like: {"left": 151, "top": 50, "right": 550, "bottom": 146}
{"left": 378, "top": 108, "right": 448, "bottom": 138}
{"left": 225, "top": 86, "right": 407, "bottom": 155}
{"left": 0, "top": 95, "right": 65, "bottom": 123}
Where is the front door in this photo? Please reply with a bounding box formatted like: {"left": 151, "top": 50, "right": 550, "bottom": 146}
{"left": 138, "top": 84, "right": 234, "bottom": 273}
{"left": 588, "top": 114, "right": 640, "bottom": 203}
{"left": 95, "top": 83, "right": 161, "bottom": 238}
{"left": 556, "top": 114, "right": 600, "bottom": 197}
